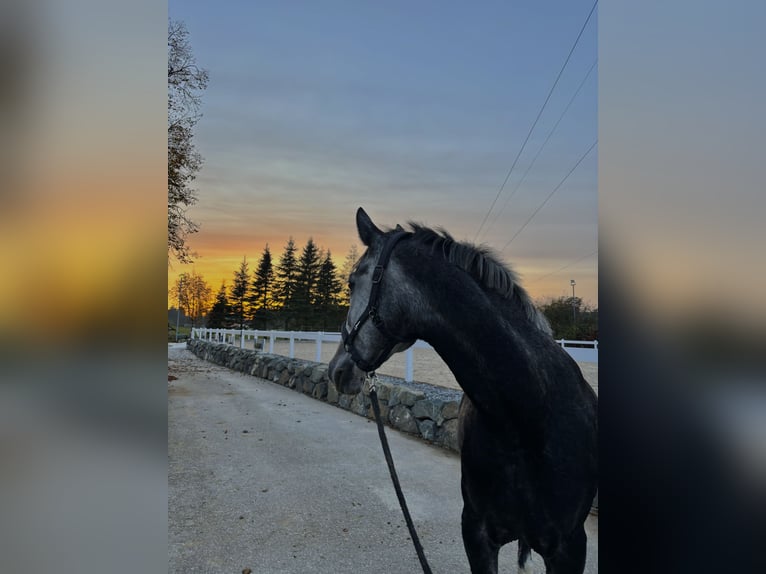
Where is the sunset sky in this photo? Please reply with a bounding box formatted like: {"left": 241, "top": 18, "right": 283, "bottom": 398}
{"left": 168, "top": 0, "right": 598, "bottom": 308}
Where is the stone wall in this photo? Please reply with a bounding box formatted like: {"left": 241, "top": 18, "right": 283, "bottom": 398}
{"left": 187, "top": 339, "right": 463, "bottom": 452}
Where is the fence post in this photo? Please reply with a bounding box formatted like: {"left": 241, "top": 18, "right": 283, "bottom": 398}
{"left": 269, "top": 334, "right": 275, "bottom": 353}
{"left": 316, "top": 334, "right": 322, "bottom": 363}
{"left": 405, "top": 347, "right": 414, "bottom": 383}
{"left": 240, "top": 330, "right": 244, "bottom": 349}
{"left": 289, "top": 332, "right": 295, "bottom": 358}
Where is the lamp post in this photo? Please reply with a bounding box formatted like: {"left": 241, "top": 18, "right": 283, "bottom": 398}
{"left": 570, "top": 279, "right": 576, "bottom": 334}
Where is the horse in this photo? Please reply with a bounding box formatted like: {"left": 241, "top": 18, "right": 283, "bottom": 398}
{"left": 328, "top": 208, "right": 597, "bottom": 573}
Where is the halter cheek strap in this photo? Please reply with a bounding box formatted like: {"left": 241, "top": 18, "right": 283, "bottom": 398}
{"left": 342, "top": 229, "right": 433, "bottom": 574}
{"left": 341, "top": 230, "right": 410, "bottom": 372}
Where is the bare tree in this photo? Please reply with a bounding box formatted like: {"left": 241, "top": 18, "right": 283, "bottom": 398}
{"left": 186, "top": 271, "right": 213, "bottom": 328}
{"left": 338, "top": 244, "right": 360, "bottom": 305}
{"left": 171, "top": 270, "right": 213, "bottom": 328}
{"left": 168, "top": 19, "right": 208, "bottom": 264}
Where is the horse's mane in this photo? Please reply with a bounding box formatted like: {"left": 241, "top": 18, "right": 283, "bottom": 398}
{"left": 405, "top": 223, "right": 552, "bottom": 336}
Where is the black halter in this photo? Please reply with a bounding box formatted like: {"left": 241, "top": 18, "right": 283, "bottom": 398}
{"left": 341, "top": 230, "right": 410, "bottom": 372}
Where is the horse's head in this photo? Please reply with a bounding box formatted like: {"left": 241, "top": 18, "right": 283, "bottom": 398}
{"left": 328, "top": 208, "right": 417, "bottom": 394}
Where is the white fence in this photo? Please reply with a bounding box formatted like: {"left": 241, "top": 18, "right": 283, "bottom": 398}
{"left": 556, "top": 339, "right": 599, "bottom": 363}
{"left": 190, "top": 328, "right": 597, "bottom": 382}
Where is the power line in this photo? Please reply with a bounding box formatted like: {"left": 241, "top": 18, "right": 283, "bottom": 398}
{"left": 473, "top": 0, "right": 598, "bottom": 242}
{"left": 501, "top": 138, "right": 597, "bottom": 253}
{"left": 481, "top": 58, "right": 597, "bottom": 241}
{"left": 527, "top": 249, "right": 598, "bottom": 284}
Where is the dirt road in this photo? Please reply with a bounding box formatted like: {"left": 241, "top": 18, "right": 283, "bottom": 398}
{"left": 168, "top": 345, "right": 598, "bottom": 573}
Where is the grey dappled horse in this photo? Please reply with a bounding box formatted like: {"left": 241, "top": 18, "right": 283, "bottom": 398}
{"left": 329, "top": 208, "right": 597, "bottom": 574}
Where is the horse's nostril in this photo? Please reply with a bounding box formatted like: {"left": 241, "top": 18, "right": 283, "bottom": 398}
{"left": 331, "top": 366, "right": 344, "bottom": 385}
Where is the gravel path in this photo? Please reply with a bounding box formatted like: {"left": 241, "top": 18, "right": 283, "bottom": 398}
{"left": 168, "top": 346, "right": 598, "bottom": 573}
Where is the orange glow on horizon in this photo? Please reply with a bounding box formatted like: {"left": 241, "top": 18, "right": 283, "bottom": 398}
{"left": 167, "top": 233, "right": 358, "bottom": 308}
{"left": 168, "top": 242, "right": 597, "bottom": 311}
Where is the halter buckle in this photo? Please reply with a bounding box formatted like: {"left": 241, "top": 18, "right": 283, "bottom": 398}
{"left": 364, "top": 371, "right": 378, "bottom": 394}
{"left": 371, "top": 265, "right": 384, "bottom": 284}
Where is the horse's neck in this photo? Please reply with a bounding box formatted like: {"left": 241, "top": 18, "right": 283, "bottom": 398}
{"left": 419, "top": 285, "right": 549, "bottom": 425}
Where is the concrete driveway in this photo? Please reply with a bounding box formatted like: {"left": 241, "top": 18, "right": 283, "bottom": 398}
{"left": 168, "top": 345, "right": 597, "bottom": 573}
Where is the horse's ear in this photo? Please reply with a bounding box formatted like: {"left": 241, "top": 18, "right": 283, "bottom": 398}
{"left": 395, "top": 224, "right": 404, "bottom": 231}
{"left": 356, "top": 207, "right": 383, "bottom": 246}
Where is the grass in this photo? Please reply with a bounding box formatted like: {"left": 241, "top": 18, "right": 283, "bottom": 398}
{"left": 168, "top": 324, "right": 192, "bottom": 341}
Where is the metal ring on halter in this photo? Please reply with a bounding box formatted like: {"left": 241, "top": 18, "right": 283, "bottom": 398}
{"left": 364, "top": 371, "right": 378, "bottom": 394}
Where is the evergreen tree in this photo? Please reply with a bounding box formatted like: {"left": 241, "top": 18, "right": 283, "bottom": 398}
{"left": 250, "top": 244, "right": 275, "bottom": 328}
{"left": 230, "top": 256, "right": 250, "bottom": 328}
{"left": 206, "top": 282, "right": 229, "bottom": 328}
{"left": 295, "top": 238, "right": 321, "bottom": 324}
{"left": 315, "top": 250, "right": 343, "bottom": 329}
{"left": 275, "top": 237, "right": 299, "bottom": 328}
{"left": 252, "top": 244, "right": 274, "bottom": 310}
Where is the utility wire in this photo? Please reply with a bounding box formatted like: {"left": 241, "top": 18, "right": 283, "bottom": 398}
{"left": 527, "top": 249, "right": 598, "bottom": 284}
{"left": 481, "top": 58, "right": 597, "bottom": 241}
{"left": 501, "top": 139, "right": 597, "bottom": 253}
{"left": 473, "top": 0, "right": 598, "bottom": 243}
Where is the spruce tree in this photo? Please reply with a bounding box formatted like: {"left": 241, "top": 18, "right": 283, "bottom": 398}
{"left": 315, "top": 250, "right": 343, "bottom": 329}
{"left": 295, "top": 238, "right": 321, "bottom": 326}
{"left": 230, "top": 256, "right": 250, "bottom": 328}
{"left": 206, "top": 282, "right": 229, "bottom": 328}
{"left": 275, "top": 238, "right": 298, "bottom": 328}
{"left": 250, "top": 245, "right": 275, "bottom": 328}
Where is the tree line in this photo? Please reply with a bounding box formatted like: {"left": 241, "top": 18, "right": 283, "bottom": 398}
{"left": 171, "top": 243, "right": 597, "bottom": 339}
{"left": 536, "top": 296, "right": 598, "bottom": 341}
{"left": 170, "top": 239, "right": 360, "bottom": 332}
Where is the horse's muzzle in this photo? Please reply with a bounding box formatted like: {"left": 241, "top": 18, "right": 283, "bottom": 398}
{"left": 328, "top": 352, "right": 364, "bottom": 395}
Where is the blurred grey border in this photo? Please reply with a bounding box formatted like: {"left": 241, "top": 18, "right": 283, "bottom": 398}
{"left": 0, "top": 1, "right": 167, "bottom": 573}
{"left": 0, "top": 1, "right": 763, "bottom": 573}
{"left": 600, "top": 1, "right": 765, "bottom": 572}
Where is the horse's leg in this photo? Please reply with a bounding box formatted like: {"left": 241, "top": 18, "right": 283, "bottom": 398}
{"left": 541, "top": 525, "right": 587, "bottom": 574}
{"left": 461, "top": 505, "right": 500, "bottom": 574}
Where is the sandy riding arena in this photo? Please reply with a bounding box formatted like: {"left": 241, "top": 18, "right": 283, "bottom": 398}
{"left": 247, "top": 340, "right": 599, "bottom": 396}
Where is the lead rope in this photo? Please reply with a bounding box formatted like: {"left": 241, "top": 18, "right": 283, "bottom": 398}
{"left": 365, "top": 372, "right": 433, "bottom": 574}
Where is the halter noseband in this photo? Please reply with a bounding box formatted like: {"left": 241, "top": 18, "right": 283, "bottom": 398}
{"left": 341, "top": 230, "right": 410, "bottom": 373}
